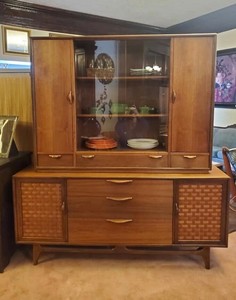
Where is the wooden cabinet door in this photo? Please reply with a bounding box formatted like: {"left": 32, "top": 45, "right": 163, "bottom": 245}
{"left": 14, "top": 178, "right": 67, "bottom": 242}
{"left": 170, "top": 36, "right": 216, "bottom": 154}
{"left": 173, "top": 180, "right": 228, "bottom": 245}
{"left": 31, "top": 39, "right": 75, "bottom": 167}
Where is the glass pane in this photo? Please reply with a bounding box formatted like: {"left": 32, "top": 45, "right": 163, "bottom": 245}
{"left": 74, "top": 37, "right": 170, "bottom": 152}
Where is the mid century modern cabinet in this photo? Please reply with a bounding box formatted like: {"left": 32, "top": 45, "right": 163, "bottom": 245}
{"left": 13, "top": 34, "right": 229, "bottom": 268}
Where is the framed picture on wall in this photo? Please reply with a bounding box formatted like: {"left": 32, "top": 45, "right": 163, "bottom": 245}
{"left": 0, "top": 116, "right": 18, "bottom": 158}
{"left": 215, "top": 48, "right": 236, "bottom": 108}
{"left": 2, "top": 26, "right": 30, "bottom": 55}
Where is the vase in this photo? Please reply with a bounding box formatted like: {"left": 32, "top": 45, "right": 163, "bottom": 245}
{"left": 81, "top": 117, "right": 101, "bottom": 137}
{"left": 115, "top": 118, "right": 134, "bottom": 146}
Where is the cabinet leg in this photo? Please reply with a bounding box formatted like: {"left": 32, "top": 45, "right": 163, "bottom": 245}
{"left": 202, "top": 247, "right": 210, "bottom": 269}
{"left": 33, "top": 244, "right": 42, "bottom": 265}
{"left": 30, "top": 243, "right": 211, "bottom": 268}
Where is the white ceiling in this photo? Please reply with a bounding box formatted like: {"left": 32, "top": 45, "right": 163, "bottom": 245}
{"left": 19, "top": 0, "right": 236, "bottom": 28}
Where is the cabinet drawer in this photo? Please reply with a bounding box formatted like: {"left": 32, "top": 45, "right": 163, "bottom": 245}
{"left": 68, "top": 217, "right": 172, "bottom": 244}
{"left": 170, "top": 154, "right": 209, "bottom": 169}
{"left": 67, "top": 179, "right": 173, "bottom": 244}
{"left": 76, "top": 152, "right": 168, "bottom": 169}
{"left": 68, "top": 178, "right": 171, "bottom": 197}
{"left": 37, "top": 154, "right": 74, "bottom": 168}
{"left": 67, "top": 179, "right": 172, "bottom": 212}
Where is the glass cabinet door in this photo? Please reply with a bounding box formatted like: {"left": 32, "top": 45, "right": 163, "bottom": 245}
{"left": 74, "top": 37, "right": 170, "bottom": 153}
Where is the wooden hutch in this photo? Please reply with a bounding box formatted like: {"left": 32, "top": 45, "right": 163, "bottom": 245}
{"left": 13, "top": 34, "right": 229, "bottom": 268}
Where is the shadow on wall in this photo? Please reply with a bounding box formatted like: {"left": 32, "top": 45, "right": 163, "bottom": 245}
{"left": 14, "top": 121, "right": 33, "bottom": 152}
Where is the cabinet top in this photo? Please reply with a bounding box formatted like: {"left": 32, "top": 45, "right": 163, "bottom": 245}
{"left": 13, "top": 166, "right": 228, "bottom": 180}
{"left": 30, "top": 33, "right": 217, "bottom": 41}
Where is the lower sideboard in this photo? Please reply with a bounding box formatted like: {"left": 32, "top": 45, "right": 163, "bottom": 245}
{"left": 13, "top": 166, "right": 229, "bottom": 269}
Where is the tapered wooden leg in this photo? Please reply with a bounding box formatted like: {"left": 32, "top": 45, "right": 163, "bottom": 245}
{"left": 30, "top": 244, "right": 211, "bottom": 268}
{"left": 33, "top": 244, "right": 42, "bottom": 265}
{"left": 201, "top": 247, "right": 210, "bottom": 269}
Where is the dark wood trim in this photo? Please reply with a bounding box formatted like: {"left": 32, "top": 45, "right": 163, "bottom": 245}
{"left": 0, "top": 0, "right": 164, "bottom": 35}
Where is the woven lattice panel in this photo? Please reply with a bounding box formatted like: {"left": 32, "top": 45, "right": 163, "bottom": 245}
{"left": 177, "top": 184, "right": 222, "bottom": 241}
{"left": 20, "top": 182, "right": 64, "bottom": 240}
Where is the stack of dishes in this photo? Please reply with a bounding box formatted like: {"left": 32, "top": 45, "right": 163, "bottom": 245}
{"left": 127, "top": 138, "right": 159, "bottom": 150}
{"left": 85, "top": 137, "right": 117, "bottom": 150}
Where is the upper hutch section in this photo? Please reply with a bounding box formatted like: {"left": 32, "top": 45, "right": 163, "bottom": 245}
{"left": 31, "top": 34, "right": 216, "bottom": 172}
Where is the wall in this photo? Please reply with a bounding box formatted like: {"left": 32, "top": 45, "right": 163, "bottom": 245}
{"left": 214, "top": 28, "right": 236, "bottom": 127}
{"left": 0, "top": 73, "right": 33, "bottom": 151}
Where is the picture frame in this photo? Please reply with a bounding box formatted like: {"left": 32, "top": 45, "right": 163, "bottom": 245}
{"left": 215, "top": 48, "right": 236, "bottom": 108}
{"left": 0, "top": 116, "right": 18, "bottom": 158}
{"left": 2, "top": 26, "right": 30, "bottom": 55}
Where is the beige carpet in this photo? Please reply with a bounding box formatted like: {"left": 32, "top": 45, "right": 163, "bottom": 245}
{"left": 0, "top": 230, "right": 236, "bottom": 300}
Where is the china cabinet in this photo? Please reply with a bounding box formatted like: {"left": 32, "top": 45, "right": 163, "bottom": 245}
{"left": 31, "top": 34, "right": 216, "bottom": 172}
{"left": 12, "top": 34, "right": 230, "bottom": 269}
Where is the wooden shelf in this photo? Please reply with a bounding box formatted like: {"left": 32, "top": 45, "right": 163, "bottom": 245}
{"left": 76, "top": 75, "right": 169, "bottom": 80}
{"left": 77, "top": 113, "right": 168, "bottom": 118}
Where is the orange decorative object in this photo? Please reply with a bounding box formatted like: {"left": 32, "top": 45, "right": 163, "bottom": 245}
{"left": 85, "top": 137, "right": 117, "bottom": 149}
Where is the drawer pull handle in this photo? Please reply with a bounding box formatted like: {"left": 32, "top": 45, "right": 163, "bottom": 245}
{"left": 106, "top": 219, "right": 133, "bottom": 224}
{"left": 172, "top": 90, "right": 176, "bottom": 103}
{"left": 48, "top": 155, "right": 62, "bottom": 159}
{"left": 183, "top": 155, "right": 197, "bottom": 159}
{"left": 106, "top": 196, "right": 133, "bottom": 201}
{"left": 61, "top": 202, "right": 65, "bottom": 211}
{"left": 175, "top": 202, "right": 179, "bottom": 213}
{"left": 149, "top": 155, "right": 163, "bottom": 159}
{"left": 82, "top": 155, "right": 95, "bottom": 159}
{"left": 67, "top": 90, "right": 74, "bottom": 104}
{"left": 106, "top": 180, "right": 133, "bottom": 184}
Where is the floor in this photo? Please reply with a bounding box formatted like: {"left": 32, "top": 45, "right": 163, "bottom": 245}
{"left": 0, "top": 211, "right": 236, "bottom": 299}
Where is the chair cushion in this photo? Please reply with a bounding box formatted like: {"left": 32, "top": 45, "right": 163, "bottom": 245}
{"left": 216, "top": 150, "right": 223, "bottom": 159}
{"left": 212, "top": 146, "right": 221, "bottom": 158}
